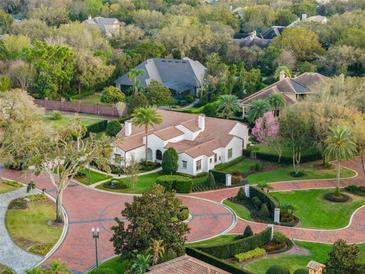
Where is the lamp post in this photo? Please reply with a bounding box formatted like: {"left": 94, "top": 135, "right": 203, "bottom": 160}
{"left": 92, "top": 227, "right": 100, "bottom": 268}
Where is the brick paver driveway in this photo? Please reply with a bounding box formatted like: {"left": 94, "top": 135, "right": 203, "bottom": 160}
{"left": 0, "top": 169, "right": 234, "bottom": 273}
{"left": 0, "top": 157, "right": 364, "bottom": 273}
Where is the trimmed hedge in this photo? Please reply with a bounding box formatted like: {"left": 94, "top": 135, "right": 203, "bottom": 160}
{"left": 215, "top": 156, "right": 245, "bottom": 171}
{"left": 197, "top": 227, "right": 272, "bottom": 259}
{"left": 186, "top": 247, "right": 252, "bottom": 274}
{"left": 243, "top": 149, "right": 321, "bottom": 164}
{"left": 87, "top": 120, "right": 108, "bottom": 133}
{"left": 345, "top": 185, "right": 365, "bottom": 196}
{"left": 250, "top": 186, "right": 279, "bottom": 218}
{"left": 234, "top": 247, "right": 266, "bottom": 262}
{"left": 156, "top": 175, "right": 193, "bottom": 193}
{"left": 210, "top": 170, "right": 226, "bottom": 186}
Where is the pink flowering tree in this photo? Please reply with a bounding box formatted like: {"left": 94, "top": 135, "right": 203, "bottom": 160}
{"left": 252, "top": 111, "right": 279, "bottom": 143}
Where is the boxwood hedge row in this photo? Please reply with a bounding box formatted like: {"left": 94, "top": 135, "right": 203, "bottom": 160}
{"left": 156, "top": 175, "right": 193, "bottom": 193}
{"left": 197, "top": 227, "right": 272, "bottom": 259}
{"left": 242, "top": 150, "right": 321, "bottom": 164}
{"left": 250, "top": 186, "right": 279, "bottom": 219}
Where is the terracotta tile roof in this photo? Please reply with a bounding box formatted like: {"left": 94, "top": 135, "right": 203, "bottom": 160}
{"left": 240, "top": 72, "right": 326, "bottom": 106}
{"left": 148, "top": 255, "right": 229, "bottom": 274}
{"left": 115, "top": 109, "right": 242, "bottom": 158}
{"left": 153, "top": 126, "right": 184, "bottom": 140}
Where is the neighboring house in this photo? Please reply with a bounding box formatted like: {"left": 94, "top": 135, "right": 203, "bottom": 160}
{"left": 83, "top": 16, "right": 121, "bottom": 37}
{"left": 239, "top": 72, "right": 327, "bottom": 112}
{"left": 233, "top": 26, "right": 285, "bottom": 48}
{"left": 115, "top": 57, "right": 207, "bottom": 97}
{"left": 288, "top": 14, "right": 328, "bottom": 27}
{"left": 113, "top": 110, "right": 249, "bottom": 176}
{"left": 148, "top": 255, "right": 229, "bottom": 274}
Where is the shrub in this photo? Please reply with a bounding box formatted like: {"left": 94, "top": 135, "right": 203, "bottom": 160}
{"left": 3, "top": 180, "right": 21, "bottom": 188}
{"left": 250, "top": 186, "right": 279, "bottom": 217}
{"left": 89, "top": 268, "right": 117, "bottom": 274}
{"left": 160, "top": 248, "right": 177, "bottom": 263}
{"left": 265, "top": 265, "right": 290, "bottom": 274}
{"left": 293, "top": 269, "right": 309, "bottom": 274}
{"left": 198, "top": 227, "right": 272, "bottom": 259}
{"left": 29, "top": 243, "right": 53, "bottom": 255}
{"left": 207, "top": 172, "right": 216, "bottom": 188}
{"left": 156, "top": 175, "right": 193, "bottom": 193}
{"left": 272, "top": 232, "right": 287, "bottom": 245}
{"left": 234, "top": 247, "right": 266, "bottom": 262}
{"left": 109, "top": 164, "right": 124, "bottom": 175}
{"left": 203, "top": 103, "right": 217, "bottom": 117}
{"left": 177, "top": 207, "right": 189, "bottom": 221}
{"left": 232, "top": 175, "right": 241, "bottom": 184}
{"left": 87, "top": 120, "right": 108, "bottom": 133}
{"left": 49, "top": 111, "right": 62, "bottom": 120}
{"left": 210, "top": 170, "right": 226, "bottom": 185}
{"left": 236, "top": 188, "right": 246, "bottom": 201}
{"left": 161, "top": 148, "right": 178, "bottom": 174}
{"left": 243, "top": 225, "right": 253, "bottom": 238}
{"left": 103, "top": 180, "right": 129, "bottom": 190}
{"left": 101, "top": 86, "right": 126, "bottom": 103}
{"left": 252, "top": 196, "right": 262, "bottom": 209}
{"left": 259, "top": 203, "right": 270, "bottom": 218}
{"left": 232, "top": 170, "right": 241, "bottom": 176}
{"left": 345, "top": 185, "right": 365, "bottom": 196}
{"left": 106, "top": 120, "right": 122, "bottom": 137}
{"left": 8, "top": 198, "right": 27, "bottom": 209}
{"left": 323, "top": 192, "right": 350, "bottom": 203}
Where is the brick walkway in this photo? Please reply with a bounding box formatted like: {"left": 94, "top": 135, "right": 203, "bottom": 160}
{"left": 0, "top": 157, "right": 364, "bottom": 272}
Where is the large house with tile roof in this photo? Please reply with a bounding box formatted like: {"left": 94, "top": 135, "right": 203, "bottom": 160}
{"left": 113, "top": 110, "right": 249, "bottom": 176}
{"left": 239, "top": 72, "right": 327, "bottom": 112}
{"left": 83, "top": 16, "right": 121, "bottom": 37}
{"left": 115, "top": 57, "right": 207, "bottom": 97}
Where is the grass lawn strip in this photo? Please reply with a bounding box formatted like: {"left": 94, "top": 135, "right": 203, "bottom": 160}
{"left": 43, "top": 113, "right": 105, "bottom": 129}
{"left": 219, "top": 159, "right": 258, "bottom": 175}
{"left": 5, "top": 195, "right": 63, "bottom": 255}
{"left": 186, "top": 234, "right": 239, "bottom": 248}
{"left": 88, "top": 256, "right": 129, "bottom": 273}
{"left": 0, "top": 180, "right": 22, "bottom": 194}
{"left": 76, "top": 168, "right": 112, "bottom": 185}
{"left": 247, "top": 164, "right": 355, "bottom": 185}
{"left": 244, "top": 241, "right": 365, "bottom": 274}
{"left": 270, "top": 189, "right": 365, "bottom": 229}
{"left": 223, "top": 199, "right": 252, "bottom": 220}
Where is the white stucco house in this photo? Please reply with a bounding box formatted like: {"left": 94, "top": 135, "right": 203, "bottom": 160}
{"left": 113, "top": 110, "right": 249, "bottom": 176}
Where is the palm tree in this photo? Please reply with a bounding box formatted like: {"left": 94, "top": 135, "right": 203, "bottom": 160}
{"left": 267, "top": 93, "right": 286, "bottom": 116}
{"left": 128, "top": 68, "right": 145, "bottom": 93}
{"left": 247, "top": 99, "right": 271, "bottom": 124}
{"left": 132, "top": 107, "right": 162, "bottom": 162}
{"left": 324, "top": 126, "right": 356, "bottom": 195}
{"left": 150, "top": 239, "right": 165, "bottom": 265}
{"left": 217, "top": 94, "right": 241, "bottom": 119}
{"left": 130, "top": 254, "right": 151, "bottom": 274}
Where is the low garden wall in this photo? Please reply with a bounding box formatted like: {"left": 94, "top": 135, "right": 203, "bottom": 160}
{"left": 197, "top": 227, "right": 272, "bottom": 259}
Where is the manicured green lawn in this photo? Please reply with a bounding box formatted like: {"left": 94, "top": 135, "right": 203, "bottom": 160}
{"left": 186, "top": 234, "right": 239, "bottom": 248}
{"left": 76, "top": 168, "right": 111, "bottom": 185}
{"left": 270, "top": 189, "right": 365, "bottom": 229}
{"left": 44, "top": 113, "right": 105, "bottom": 129}
{"left": 247, "top": 164, "right": 355, "bottom": 184}
{"left": 0, "top": 181, "right": 22, "bottom": 194}
{"left": 6, "top": 195, "right": 63, "bottom": 255}
{"left": 88, "top": 256, "right": 129, "bottom": 273}
{"left": 219, "top": 159, "right": 258, "bottom": 175}
{"left": 253, "top": 143, "right": 319, "bottom": 158}
{"left": 244, "top": 241, "right": 365, "bottom": 274}
{"left": 223, "top": 199, "right": 252, "bottom": 220}
{"left": 74, "top": 93, "right": 108, "bottom": 105}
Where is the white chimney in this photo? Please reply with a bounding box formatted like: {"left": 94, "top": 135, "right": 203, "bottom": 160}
{"left": 279, "top": 71, "right": 286, "bottom": 81}
{"left": 125, "top": 121, "right": 132, "bottom": 136}
{"left": 198, "top": 114, "right": 205, "bottom": 131}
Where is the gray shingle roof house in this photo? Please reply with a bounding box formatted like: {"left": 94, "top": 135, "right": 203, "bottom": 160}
{"left": 115, "top": 57, "right": 207, "bottom": 97}
{"left": 239, "top": 72, "right": 327, "bottom": 109}
{"left": 83, "top": 16, "right": 121, "bottom": 37}
{"left": 234, "top": 26, "right": 285, "bottom": 48}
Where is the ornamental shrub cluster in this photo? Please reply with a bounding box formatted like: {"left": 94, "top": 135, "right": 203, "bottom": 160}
{"left": 100, "top": 86, "right": 125, "bottom": 104}
{"left": 156, "top": 175, "right": 193, "bottom": 193}
{"left": 345, "top": 185, "right": 365, "bottom": 196}
{"left": 234, "top": 247, "right": 266, "bottom": 262}
{"left": 105, "top": 120, "right": 122, "bottom": 137}
{"left": 266, "top": 265, "right": 290, "bottom": 274}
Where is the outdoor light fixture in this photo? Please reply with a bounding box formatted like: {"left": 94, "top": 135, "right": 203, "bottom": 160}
{"left": 91, "top": 227, "right": 100, "bottom": 268}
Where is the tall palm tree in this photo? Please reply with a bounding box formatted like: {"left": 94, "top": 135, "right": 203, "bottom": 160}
{"left": 150, "top": 239, "right": 165, "bottom": 265}
{"left": 247, "top": 99, "right": 271, "bottom": 124}
{"left": 128, "top": 68, "right": 145, "bottom": 93}
{"left": 267, "top": 93, "right": 286, "bottom": 116}
{"left": 132, "top": 107, "right": 162, "bottom": 162}
{"left": 324, "top": 126, "right": 356, "bottom": 194}
{"left": 217, "top": 94, "right": 241, "bottom": 119}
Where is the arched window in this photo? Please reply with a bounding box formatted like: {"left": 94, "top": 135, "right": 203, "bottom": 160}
{"left": 156, "top": 149, "right": 163, "bottom": 161}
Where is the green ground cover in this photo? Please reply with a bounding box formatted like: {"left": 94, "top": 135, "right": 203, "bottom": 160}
{"left": 247, "top": 164, "right": 355, "bottom": 184}
{"left": 223, "top": 199, "right": 252, "bottom": 220}
{"left": 186, "top": 234, "right": 239, "bottom": 248}
{"left": 0, "top": 180, "right": 22, "bottom": 194}
{"left": 88, "top": 256, "right": 129, "bottom": 273}
{"left": 76, "top": 168, "right": 111, "bottom": 185}
{"left": 73, "top": 93, "right": 108, "bottom": 105}
{"left": 253, "top": 144, "right": 319, "bottom": 158}
{"left": 6, "top": 195, "right": 63, "bottom": 255}
{"left": 270, "top": 189, "right": 365, "bottom": 229}
{"left": 218, "top": 159, "right": 258, "bottom": 175}
{"left": 244, "top": 241, "right": 365, "bottom": 274}
{"left": 43, "top": 113, "right": 105, "bottom": 129}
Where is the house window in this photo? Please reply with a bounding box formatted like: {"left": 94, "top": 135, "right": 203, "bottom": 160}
{"left": 228, "top": 148, "right": 233, "bottom": 159}
{"left": 156, "top": 150, "right": 163, "bottom": 161}
{"left": 214, "top": 153, "right": 218, "bottom": 163}
{"left": 114, "top": 154, "right": 122, "bottom": 163}
{"left": 182, "top": 160, "right": 187, "bottom": 169}
{"left": 210, "top": 158, "right": 212, "bottom": 163}
{"left": 196, "top": 160, "right": 202, "bottom": 171}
